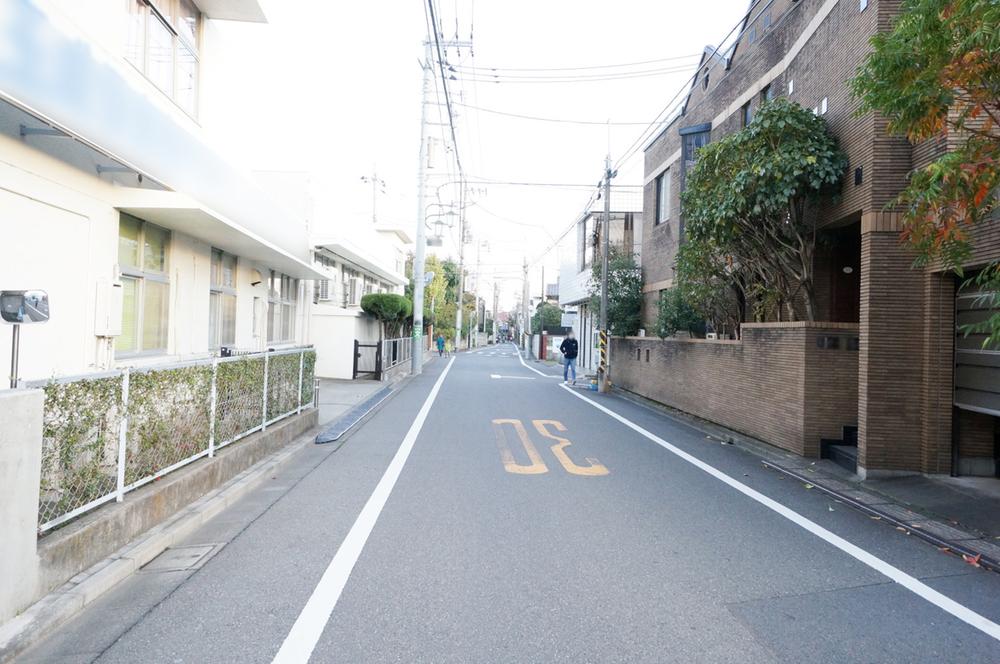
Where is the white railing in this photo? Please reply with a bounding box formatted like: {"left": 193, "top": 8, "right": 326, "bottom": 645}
{"left": 28, "top": 347, "right": 316, "bottom": 534}
{"left": 380, "top": 337, "right": 412, "bottom": 373}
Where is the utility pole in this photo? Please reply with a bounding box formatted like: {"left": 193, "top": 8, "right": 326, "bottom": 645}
{"left": 454, "top": 183, "right": 466, "bottom": 351}
{"left": 411, "top": 42, "right": 432, "bottom": 374}
{"left": 361, "top": 166, "right": 384, "bottom": 225}
{"left": 522, "top": 258, "right": 530, "bottom": 355}
{"left": 492, "top": 282, "right": 499, "bottom": 344}
{"left": 598, "top": 155, "right": 613, "bottom": 393}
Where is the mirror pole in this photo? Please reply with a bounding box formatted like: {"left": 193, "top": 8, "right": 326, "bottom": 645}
{"left": 9, "top": 323, "right": 19, "bottom": 389}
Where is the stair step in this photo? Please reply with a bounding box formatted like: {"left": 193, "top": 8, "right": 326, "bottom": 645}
{"left": 827, "top": 444, "right": 858, "bottom": 473}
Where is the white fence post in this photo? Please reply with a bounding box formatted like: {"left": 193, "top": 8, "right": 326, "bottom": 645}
{"left": 208, "top": 358, "right": 218, "bottom": 458}
{"left": 297, "top": 350, "right": 304, "bottom": 414}
{"left": 262, "top": 350, "right": 269, "bottom": 431}
{"left": 116, "top": 369, "right": 130, "bottom": 502}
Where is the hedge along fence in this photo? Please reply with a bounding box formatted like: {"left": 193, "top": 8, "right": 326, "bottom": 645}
{"left": 27, "top": 347, "right": 317, "bottom": 534}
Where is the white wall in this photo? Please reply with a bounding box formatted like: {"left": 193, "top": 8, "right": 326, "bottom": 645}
{"left": 311, "top": 305, "right": 379, "bottom": 379}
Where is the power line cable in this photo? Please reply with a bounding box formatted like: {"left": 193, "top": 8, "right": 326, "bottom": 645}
{"left": 453, "top": 102, "right": 654, "bottom": 126}
{"left": 450, "top": 52, "right": 702, "bottom": 72}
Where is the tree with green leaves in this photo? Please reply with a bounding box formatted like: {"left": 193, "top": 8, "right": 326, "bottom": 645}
{"left": 680, "top": 97, "right": 847, "bottom": 321}
{"left": 851, "top": 0, "right": 1000, "bottom": 346}
{"left": 655, "top": 286, "right": 705, "bottom": 338}
{"left": 360, "top": 293, "right": 412, "bottom": 339}
{"left": 531, "top": 301, "right": 564, "bottom": 334}
{"left": 589, "top": 247, "right": 643, "bottom": 336}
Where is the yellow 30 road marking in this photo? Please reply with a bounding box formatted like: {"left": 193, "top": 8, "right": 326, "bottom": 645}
{"left": 492, "top": 419, "right": 548, "bottom": 474}
{"left": 533, "top": 420, "right": 609, "bottom": 476}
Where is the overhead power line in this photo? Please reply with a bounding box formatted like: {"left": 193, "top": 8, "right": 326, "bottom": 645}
{"left": 453, "top": 102, "right": 653, "bottom": 126}
{"left": 449, "top": 52, "right": 702, "bottom": 73}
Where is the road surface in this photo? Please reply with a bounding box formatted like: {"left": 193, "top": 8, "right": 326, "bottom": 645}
{"left": 20, "top": 345, "right": 1000, "bottom": 663}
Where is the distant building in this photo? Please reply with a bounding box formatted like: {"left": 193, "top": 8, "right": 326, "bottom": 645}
{"left": 557, "top": 191, "right": 643, "bottom": 373}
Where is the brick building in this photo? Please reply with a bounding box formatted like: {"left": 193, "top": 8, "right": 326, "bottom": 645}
{"left": 633, "top": 0, "right": 1000, "bottom": 479}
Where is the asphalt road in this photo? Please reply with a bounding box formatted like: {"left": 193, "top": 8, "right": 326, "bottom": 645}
{"left": 20, "top": 345, "right": 1000, "bottom": 663}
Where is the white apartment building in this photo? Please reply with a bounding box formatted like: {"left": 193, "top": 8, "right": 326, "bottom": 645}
{"left": 557, "top": 192, "right": 643, "bottom": 373}
{"left": 0, "top": 0, "right": 325, "bottom": 383}
{"left": 310, "top": 226, "right": 411, "bottom": 379}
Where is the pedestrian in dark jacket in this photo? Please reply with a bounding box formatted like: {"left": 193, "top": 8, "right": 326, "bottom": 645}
{"left": 559, "top": 331, "right": 578, "bottom": 385}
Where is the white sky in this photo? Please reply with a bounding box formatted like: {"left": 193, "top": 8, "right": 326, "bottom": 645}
{"left": 206, "top": 0, "right": 749, "bottom": 311}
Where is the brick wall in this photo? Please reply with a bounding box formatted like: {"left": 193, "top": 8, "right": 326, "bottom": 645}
{"left": 611, "top": 322, "right": 858, "bottom": 456}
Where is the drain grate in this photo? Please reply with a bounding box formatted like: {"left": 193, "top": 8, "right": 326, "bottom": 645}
{"left": 142, "top": 544, "right": 220, "bottom": 573}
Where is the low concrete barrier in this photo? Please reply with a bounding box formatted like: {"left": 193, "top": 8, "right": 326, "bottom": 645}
{"left": 0, "top": 405, "right": 316, "bottom": 626}
{"left": 611, "top": 322, "right": 859, "bottom": 457}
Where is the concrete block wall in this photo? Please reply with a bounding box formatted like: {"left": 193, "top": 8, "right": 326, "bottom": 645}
{"left": 611, "top": 322, "right": 858, "bottom": 457}
{"left": 0, "top": 390, "right": 43, "bottom": 624}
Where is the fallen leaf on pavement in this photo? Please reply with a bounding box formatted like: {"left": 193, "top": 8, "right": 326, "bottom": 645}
{"left": 804, "top": 483, "right": 814, "bottom": 489}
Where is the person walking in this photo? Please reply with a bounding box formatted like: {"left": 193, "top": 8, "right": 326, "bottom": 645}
{"left": 559, "top": 331, "right": 578, "bottom": 385}
{"left": 436, "top": 334, "right": 445, "bottom": 357}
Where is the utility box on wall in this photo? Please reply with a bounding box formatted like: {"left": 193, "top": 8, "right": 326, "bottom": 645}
{"left": 93, "top": 278, "right": 123, "bottom": 337}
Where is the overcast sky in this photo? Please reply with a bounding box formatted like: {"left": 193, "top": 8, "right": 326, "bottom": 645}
{"left": 206, "top": 0, "right": 749, "bottom": 310}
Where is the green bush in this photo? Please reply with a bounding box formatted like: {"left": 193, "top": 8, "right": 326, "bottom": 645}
{"left": 656, "top": 287, "right": 705, "bottom": 338}
{"left": 361, "top": 293, "right": 413, "bottom": 337}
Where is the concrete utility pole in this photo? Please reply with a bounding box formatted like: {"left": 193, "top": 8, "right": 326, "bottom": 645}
{"left": 492, "top": 282, "right": 499, "bottom": 344}
{"left": 522, "top": 258, "right": 530, "bottom": 354}
{"left": 454, "top": 184, "right": 466, "bottom": 350}
{"left": 598, "top": 154, "right": 613, "bottom": 393}
{"left": 411, "top": 42, "right": 432, "bottom": 374}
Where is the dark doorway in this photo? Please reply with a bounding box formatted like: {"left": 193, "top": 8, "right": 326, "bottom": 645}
{"left": 829, "top": 223, "right": 861, "bottom": 323}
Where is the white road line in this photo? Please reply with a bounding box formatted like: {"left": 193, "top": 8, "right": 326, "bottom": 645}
{"left": 514, "top": 346, "right": 560, "bottom": 379}
{"left": 559, "top": 384, "right": 1000, "bottom": 643}
{"left": 489, "top": 374, "right": 536, "bottom": 380}
{"left": 272, "top": 358, "right": 456, "bottom": 664}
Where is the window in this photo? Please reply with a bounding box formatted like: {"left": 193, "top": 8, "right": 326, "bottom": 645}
{"left": 342, "top": 266, "right": 360, "bottom": 307}
{"left": 209, "top": 249, "right": 237, "bottom": 350}
{"left": 821, "top": 97, "right": 828, "bottom": 114}
{"left": 117, "top": 214, "right": 170, "bottom": 355}
{"left": 314, "top": 253, "right": 336, "bottom": 302}
{"left": 655, "top": 170, "right": 671, "bottom": 225}
{"left": 682, "top": 129, "right": 711, "bottom": 171}
{"left": 267, "top": 270, "right": 298, "bottom": 343}
{"left": 788, "top": 79, "right": 794, "bottom": 95}
{"left": 747, "top": 26, "right": 756, "bottom": 44}
{"left": 579, "top": 215, "right": 597, "bottom": 271}
{"left": 741, "top": 101, "right": 753, "bottom": 128}
{"left": 125, "top": 0, "right": 201, "bottom": 116}
{"left": 761, "top": 84, "right": 775, "bottom": 104}
{"left": 860, "top": 0, "right": 868, "bottom": 10}
{"left": 763, "top": 10, "right": 772, "bottom": 28}
{"left": 702, "top": 73, "right": 710, "bottom": 90}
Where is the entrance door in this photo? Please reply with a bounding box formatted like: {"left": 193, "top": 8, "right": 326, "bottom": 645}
{"left": 954, "top": 274, "right": 1000, "bottom": 476}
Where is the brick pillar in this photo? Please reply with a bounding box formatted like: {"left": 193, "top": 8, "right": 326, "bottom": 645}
{"left": 920, "top": 271, "right": 955, "bottom": 474}
{"left": 858, "top": 212, "right": 925, "bottom": 477}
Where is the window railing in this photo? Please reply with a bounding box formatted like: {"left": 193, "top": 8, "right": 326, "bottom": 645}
{"left": 27, "top": 347, "right": 316, "bottom": 534}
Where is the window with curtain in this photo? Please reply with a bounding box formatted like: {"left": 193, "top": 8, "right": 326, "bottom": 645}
{"left": 209, "top": 249, "right": 237, "bottom": 350}
{"left": 117, "top": 214, "right": 170, "bottom": 356}
{"left": 655, "top": 170, "right": 671, "bottom": 225}
{"left": 124, "top": 0, "right": 201, "bottom": 117}
{"left": 267, "top": 270, "right": 299, "bottom": 343}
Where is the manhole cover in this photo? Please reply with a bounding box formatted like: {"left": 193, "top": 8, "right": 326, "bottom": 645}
{"left": 142, "top": 544, "right": 219, "bottom": 572}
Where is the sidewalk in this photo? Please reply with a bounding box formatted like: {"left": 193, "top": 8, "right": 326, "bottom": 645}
{"left": 317, "top": 378, "right": 387, "bottom": 426}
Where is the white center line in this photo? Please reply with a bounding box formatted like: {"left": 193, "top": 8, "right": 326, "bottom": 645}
{"left": 560, "top": 384, "right": 1000, "bottom": 643}
{"left": 272, "top": 358, "right": 456, "bottom": 664}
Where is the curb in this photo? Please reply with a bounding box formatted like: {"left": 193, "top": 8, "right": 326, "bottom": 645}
{"left": 0, "top": 429, "right": 315, "bottom": 663}
{"left": 761, "top": 460, "right": 1000, "bottom": 574}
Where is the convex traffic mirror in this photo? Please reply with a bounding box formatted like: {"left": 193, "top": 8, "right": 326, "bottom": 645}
{"left": 1, "top": 290, "right": 50, "bottom": 324}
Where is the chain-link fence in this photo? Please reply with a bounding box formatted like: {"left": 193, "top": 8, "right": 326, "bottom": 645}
{"left": 28, "top": 347, "right": 316, "bottom": 534}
